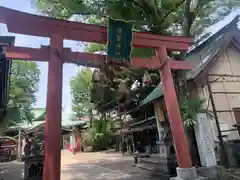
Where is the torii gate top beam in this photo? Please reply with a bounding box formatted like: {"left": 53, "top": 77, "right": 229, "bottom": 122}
{"left": 0, "top": 6, "right": 192, "bottom": 51}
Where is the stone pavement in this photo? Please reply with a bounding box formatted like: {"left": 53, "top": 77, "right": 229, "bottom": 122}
{"left": 61, "top": 151, "right": 158, "bottom": 180}
{"left": 0, "top": 161, "right": 24, "bottom": 180}
{"left": 0, "top": 150, "right": 158, "bottom": 180}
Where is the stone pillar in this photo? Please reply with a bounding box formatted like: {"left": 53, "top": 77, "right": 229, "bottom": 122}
{"left": 195, "top": 113, "right": 217, "bottom": 167}
{"left": 153, "top": 100, "right": 178, "bottom": 176}
{"left": 154, "top": 100, "right": 165, "bottom": 140}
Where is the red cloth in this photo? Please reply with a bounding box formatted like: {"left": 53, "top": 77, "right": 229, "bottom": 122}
{"left": 76, "top": 137, "right": 81, "bottom": 151}
{"left": 66, "top": 144, "right": 73, "bottom": 152}
{"left": 66, "top": 136, "right": 81, "bottom": 153}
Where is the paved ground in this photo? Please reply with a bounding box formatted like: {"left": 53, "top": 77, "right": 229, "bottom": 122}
{"left": 0, "top": 150, "right": 157, "bottom": 180}
{"left": 0, "top": 161, "right": 24, "bottom": 180}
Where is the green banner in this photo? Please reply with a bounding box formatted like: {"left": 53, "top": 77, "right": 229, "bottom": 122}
{"left": 107, "top": 18, "right": 133, "bottom": 62}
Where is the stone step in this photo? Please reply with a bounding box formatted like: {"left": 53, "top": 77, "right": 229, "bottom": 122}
{"left": 133, "top": 163, "right": 170, "bottom": 180}
{"left": 134, "top": 157, "right": 177, "bottom": 179}
{"left": 133, "top": 161, "right": 155, "bottom": 171}
{"left": 170, "top": 176, "right": 207, "bottom": 180}
{"left": 225, "top": 168, "right": 240, "bottom": 179}
{"left": 140, "top": 157, "right": 159, "bottom": 165}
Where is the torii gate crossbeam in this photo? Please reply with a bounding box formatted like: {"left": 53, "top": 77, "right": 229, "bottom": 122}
{"left": 0, "top": 6, "right": 195, "bottom": 180}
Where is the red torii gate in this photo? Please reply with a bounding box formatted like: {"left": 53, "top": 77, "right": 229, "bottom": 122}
{"left": 0, "top": 7, "right": 195, "bottom": 180}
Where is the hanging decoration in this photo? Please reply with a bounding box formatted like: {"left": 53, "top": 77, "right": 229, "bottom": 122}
{"left": 107, "top": 18, "right": 133, "bottom": 63}
{"left": 118, "top": 81, "right": 129, "bottom": 95}
{"left": 143, "top": 70, "right": 152, "bottom": 85}
{"left": 92, "top": 69, "right": 101, "bottom": 82}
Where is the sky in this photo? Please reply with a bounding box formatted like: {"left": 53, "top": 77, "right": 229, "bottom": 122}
{"left": 0, "top": 0, "right": 83, "bottom": 113}
{"left": 0, "top": 0, "right": 239, "bottom": 113}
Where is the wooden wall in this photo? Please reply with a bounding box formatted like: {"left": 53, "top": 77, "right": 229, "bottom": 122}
{"left": 197, "top": 43, "right": 240, "bottom": 140}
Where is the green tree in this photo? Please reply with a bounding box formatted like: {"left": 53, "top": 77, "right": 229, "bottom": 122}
{"left": 35, "top": 0, "right": 240, "bottom": 106}
{"left": 70, "top": 68, "right": 94, "bottom": 126}
{"left": 1, "top": 60, "right": 40, "bottom": 128}
{"left": 82, "top": 118, "right": 116, "bottom": 151}
{"left": 35, "top": 0, "right": 240, "bottom": 37}
{"left": 34, "top": 0, "right": 240, "bottom": 110}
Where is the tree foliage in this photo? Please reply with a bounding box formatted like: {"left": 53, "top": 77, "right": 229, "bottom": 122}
{"left": 1, "top": 60, "right": 40, "bottom": 128}
{"left": 70, "top": 68, "right": 94, "bottom": 122}
{"left": 35, "top": 0, "right": 240, "bottom": 114}
{"left": 35, "top": 0, "right": 239, "bottom": 117}
{"left": 82, "top": 119, "right": 116, "bottom": 151}
{"left": 35, "top": 0, "right": 240, "bottom": 36}
{"left": 179, "top": 97, "right": 205, "bottom": 127}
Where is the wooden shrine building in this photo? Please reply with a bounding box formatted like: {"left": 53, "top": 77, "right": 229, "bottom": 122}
{"left": 126, "top": 16, "right": 240, "bottom": 172}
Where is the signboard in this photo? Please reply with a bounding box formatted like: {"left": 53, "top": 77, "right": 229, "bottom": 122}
{"left": 107, "top": 18, "right": 133, "bottom": 63}
{"left": 0, "top": 45, "right": 11, "bottom": 111}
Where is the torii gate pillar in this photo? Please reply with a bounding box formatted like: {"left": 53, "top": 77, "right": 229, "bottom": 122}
{"left": 157, "top": 46, "right": 192, "bottom": 168}
{"left": 44, "top": 34, "right": 63, "bottom": 180}
{"left": 157, "top": 47, "right": 204, "bottom": 180}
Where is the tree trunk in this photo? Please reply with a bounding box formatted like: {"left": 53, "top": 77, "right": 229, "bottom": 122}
{"left": 102, "top": 112, "right": 107, "bottom": 133}
{"left": 183, "top": 0, "right": 192, "bottom": 36}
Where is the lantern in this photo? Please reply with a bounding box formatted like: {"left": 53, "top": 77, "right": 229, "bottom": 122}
{"left": 143, "top": 70, "right": 152, "bottom": 85}
{"left": 92, "top": 69, "right": 101, "bottom": 82}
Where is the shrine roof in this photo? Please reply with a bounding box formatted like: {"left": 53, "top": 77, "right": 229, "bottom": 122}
{"left": 140, "top": 84, "right": 163, "bottom": 106}
{"left": 116, "top": 116, "right": 157, "bottom": 134}
{"left": 6, "top": 108, "right": 86, "bottom": 133}
{"left": 185, "top": 15, "right": 240, "bottom": 80}
{"left": 140, "top": 16, "right": 240, "bottom": 106}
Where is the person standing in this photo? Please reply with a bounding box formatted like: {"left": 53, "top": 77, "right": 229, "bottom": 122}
{"left": 24, "top": 137, "right": 31, "bottom": 157}
{"left": 122, "top": 141, "right": 127, "bottom": 155}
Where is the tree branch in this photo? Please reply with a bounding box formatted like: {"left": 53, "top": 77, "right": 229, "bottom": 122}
{"left": 129, "top": 0, "right": 145, "bottom": 10}
{"left": 159, "top": 0, "right": 186, "bottom": 25}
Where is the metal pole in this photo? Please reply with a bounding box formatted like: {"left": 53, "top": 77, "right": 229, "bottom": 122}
{"left": 124, "top": 111, "right": 129, "bottom": 154}
{"left": 72, "top": 125, "right": 76, "bottom": 155}
{"left": 145, "top": 112, "right": 151, "bottom": 153}
{"left": 132, "top": 132, "right": 135, "bottom": 153}
{"left": 206, "top": 80, "right": 229, "bottom": 168}
{"left": 18, "top": 128, "right": 21, "bottom": 160}
{"left": 119, "top": 113, "right": 124, "bottom": 155}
